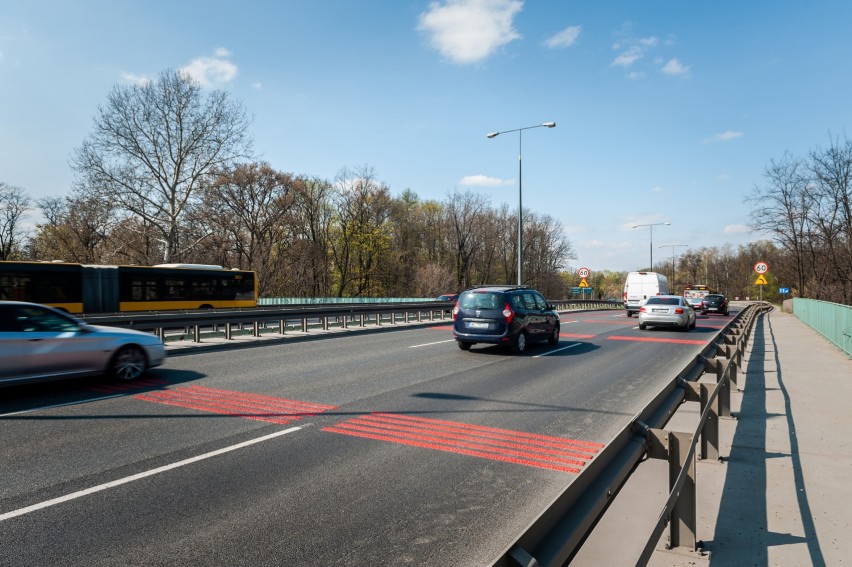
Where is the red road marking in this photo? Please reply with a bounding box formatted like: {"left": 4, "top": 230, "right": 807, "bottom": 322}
{"left": 560, "top": 333, "right": 596, "bottom": 339}
{"left": 607, "top": 335, "right": 706, "bottom": 345}
{"left": 134, "top": 386, "right": 336, "bottom": 425}
{"left": 323, "top": 413, "right": 604, "bottom": 474}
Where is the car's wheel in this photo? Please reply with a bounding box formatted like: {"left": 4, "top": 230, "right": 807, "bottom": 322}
{"left": 639, "top": 322, "right": 646, "bottom": 330}
{"left": 457, "top": 341, "right": 472, "bottom": 351}
{"left": 626, "top": 311, "right": 632, "bottom": 318}
{"left": 510, "top": 331, "right": 527, "bottom": 354}
{"left": 548, "top": 325, "right": 560, "bottom": 346}
{"left": 109, "top": 346, "right": 147, "bottom": 381}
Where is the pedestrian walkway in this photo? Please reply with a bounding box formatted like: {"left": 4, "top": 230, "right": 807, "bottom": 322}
{"left": 572, "top": 308, "right": 852, "bottom": 566}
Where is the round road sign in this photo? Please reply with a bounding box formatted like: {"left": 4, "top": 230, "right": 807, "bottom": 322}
{"left": 578, "top": 267, "right": 590, "bottom": 278}
{"left": 754, "top": 261, "right": 769, "bottom": 274}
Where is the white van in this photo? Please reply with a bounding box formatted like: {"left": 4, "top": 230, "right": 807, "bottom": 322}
{"left": 623, "top": 271, "right": 669, "bottom": 317}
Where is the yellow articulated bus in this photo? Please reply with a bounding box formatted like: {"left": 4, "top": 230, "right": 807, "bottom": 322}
{"left": 0, "top": 261, "right": 257, "bottom": 314}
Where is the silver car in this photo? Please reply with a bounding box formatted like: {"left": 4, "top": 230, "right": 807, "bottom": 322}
{"left": 638, "top": 295, "right": 696, "bottom": 331}
{"left": 0, "top": 301, "right": 166, "bottom": 387}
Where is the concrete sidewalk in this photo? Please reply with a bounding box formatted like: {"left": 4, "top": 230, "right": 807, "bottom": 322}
{"left": 572, "top": 308, "right": 852, "bottom": 566}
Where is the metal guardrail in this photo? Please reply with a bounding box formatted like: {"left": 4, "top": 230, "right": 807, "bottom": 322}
{"left": 77, "top": 299, "right": 622, "bottom": 341}
{"left": 492, "top": 302, "right": 772, "bottom": 567}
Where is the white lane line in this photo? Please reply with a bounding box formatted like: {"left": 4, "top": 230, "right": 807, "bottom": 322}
{"left": 409, "top": 339, "right": 455, "bottom": 348}
{"left": 0, "top": 395, "right": 126, "bottom": 417}
{"left": 0, "top": 426, "right": 302, "bottom": 522}
{"left": 534, "top": 342, "right": 582, "bottom": 358}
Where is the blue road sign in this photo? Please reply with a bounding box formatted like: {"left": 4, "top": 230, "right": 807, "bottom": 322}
{"left": 779, "top": 287, "right": 790, "bottom": 294}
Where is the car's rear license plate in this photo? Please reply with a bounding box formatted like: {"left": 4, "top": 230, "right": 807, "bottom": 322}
{"left": 467, "top": 322, "right": 489, "bottom": 329}
{"left": 652, "top": 309, "right": 668, "bottom": 313}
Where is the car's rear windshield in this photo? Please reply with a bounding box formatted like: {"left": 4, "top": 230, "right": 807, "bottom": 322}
{"left": 705, "top": 295, "right": 723, "bottom": 301}
{"left": 459, "top": 292, "right": 503, "bottom": 309}
{"left": 645, "top": 297, "right": 680, "bottom": 305}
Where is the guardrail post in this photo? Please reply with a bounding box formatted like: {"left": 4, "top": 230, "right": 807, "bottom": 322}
{"left": 668, "top": 431, "right": 697, "bottom": 551}
{"left": 278, "top": 319, "right": 286, "bottom": 334}
{"left": 302, "top": 318, "right": 308, "bottom": 333}
{"left": 253, "top": 321, "right": 260, "bottom": 337}
{"left": 359, "top": 314, "right": 365, "bottom": 327}
{"left": 342, "top": 316, "right": 348, "bottom": 329}
{"left": 684, "top": 383, "right": 720, "bottom": 462}
{"left": 391, "top": 312, "right": 397, "bottom": 325}
{"left": 417, "top": 311, "right": 422, "bottom": 323}
{"left": 713, "top": 347, "right": 732, "bottom": 418}
{"left": 322, "top": 316, "right": 329, "bottom": 331}
{"left": 225, "top": 323, "right": 233, "bottom": 340}
{"left": 193, "top": 325, "right": 201, "bottom": 343}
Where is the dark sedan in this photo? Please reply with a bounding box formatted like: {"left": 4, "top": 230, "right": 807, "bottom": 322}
{"left": 701, "top": 294, "right": 729, "bottom": 315}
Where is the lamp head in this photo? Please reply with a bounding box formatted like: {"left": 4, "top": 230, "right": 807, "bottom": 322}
{"left": 486, "top": 132, "right": 499, "bottom": 139}
{"left": 543, "top": 122, "right": 556, "bottom": 128}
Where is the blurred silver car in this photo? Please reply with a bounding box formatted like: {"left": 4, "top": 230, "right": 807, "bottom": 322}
{"left": 638, "top": 295, "right": 696, "bottom": 331}
{"left": 0, "top": 301, "right": 165, "bottom": 387}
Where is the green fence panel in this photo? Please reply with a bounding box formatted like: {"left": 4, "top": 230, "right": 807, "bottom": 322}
{"left": 792, "top": 298, "right": 852, "bottom": 358}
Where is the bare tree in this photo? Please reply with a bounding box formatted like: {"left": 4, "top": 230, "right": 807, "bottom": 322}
{"left": 197, "top": 162, "right": 297, "bottom": 295}
{"left": 71, "top": 69, "right": 252, "bottom": 263}
{"left": 0, "top": 182, "right": 30, "bottom": 260}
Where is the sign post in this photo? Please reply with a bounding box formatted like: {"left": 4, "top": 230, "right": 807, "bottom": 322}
{"left": 754, "top": 261, "right": 769, "bottom": 301}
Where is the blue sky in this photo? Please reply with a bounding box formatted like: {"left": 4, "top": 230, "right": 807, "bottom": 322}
{"left": 2, "top": 0, "right": 851, "bottom": 273}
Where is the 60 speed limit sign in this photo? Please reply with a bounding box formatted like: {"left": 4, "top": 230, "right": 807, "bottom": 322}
{"left": 578, "top": 267, "right": 590, "bottom": 278}
{"left": 754, "top": 261, "right": 769, "bottom": 274}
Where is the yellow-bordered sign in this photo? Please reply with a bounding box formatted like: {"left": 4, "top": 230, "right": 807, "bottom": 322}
{"left": 579, "top": 278, "right": 589, "bottom": 287}
{"left": 755, "top": 274, "right": 768, "bottom": 285}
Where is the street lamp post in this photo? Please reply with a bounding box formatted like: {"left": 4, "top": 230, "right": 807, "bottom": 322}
{"left": 487, "top": 121, "right": 556, "bottom": 285}
{"left": 632, "top": 222, "right": 670, "bottom": 270}
{"left": 659, "top": 243, "right": 687, "bottom": 289}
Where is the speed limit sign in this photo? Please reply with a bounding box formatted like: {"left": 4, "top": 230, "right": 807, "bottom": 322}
{"left": 754, "top": 261, "right": 769, "bottom": 274}
{"left": 578, "top": 267, "right": 590, "bottom": 278}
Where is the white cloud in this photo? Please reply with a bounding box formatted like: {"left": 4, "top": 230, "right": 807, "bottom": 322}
{"left": 251, "top": 82, "right": 263, "bottom": 90}
{"left": 661, "top": 58, "right": 689, "bottom": 76}
{"left": 181, "top": 49, "right": 238, "bottom": 88}
{"left": 612, "top": 46, "right": 642, "bottom": 67}
{"left": 717, "top": 173, "right": 731, "bottom": 181}
{"left": 723, "top": 224, "right": 750, "bottom": 236}
{"left": 651, "top": 185, "right": 665, "bottom": 193}
{"left": 703, "top": 131, "right": 744, "bottom": 143}
{"left": 120, "top": 72, "right": 152, "bottom": 86}
{"left": 418, "top": 0, "right": 523, "bottom": 64}
{"left": 545, "top": 26, "right": 581, "bottom": 49}
{"left": 459, "top": 174, "right": 513, "bottom": 186}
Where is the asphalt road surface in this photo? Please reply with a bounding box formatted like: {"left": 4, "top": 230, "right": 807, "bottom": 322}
{"left": 0, "top": 309, "right": 736, "bottom": 566}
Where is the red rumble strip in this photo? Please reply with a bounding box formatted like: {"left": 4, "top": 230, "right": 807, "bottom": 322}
{"left": 134, "top": 385, "right": 336, "bottom": 425}
{"left": 85, "top": 378, "right": 170, "bottom": 394}
{"left": 323, "top": 413, "right": 605, "bottom": 474}
{"left": 607, "top": 335, "right": 706, "bottom": 345}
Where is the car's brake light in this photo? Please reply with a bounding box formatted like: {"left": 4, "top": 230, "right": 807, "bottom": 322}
{"left": 639, "top": 306, "right": 646, "bottom": 313}
{"left": 452, "top": 302, "right": 459, "bottom": 320}
{"left": 502, "top": 303, "right": 514, "bottom": 324}
{"left": 675, "top": 308, "right": 684, "bottom": 314}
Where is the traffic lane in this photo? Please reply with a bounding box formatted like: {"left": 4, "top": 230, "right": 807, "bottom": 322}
{"left": 0, "top": 314, "right": 717, "bottom": 505}
{"left": 0, "top": 326, "right": 532, "bottom": 507}
{"left": 1, "top": 315, "right": 719, "bottom": 564}
{"left": 0, "top": 334, "right": 702, "bottom": 566}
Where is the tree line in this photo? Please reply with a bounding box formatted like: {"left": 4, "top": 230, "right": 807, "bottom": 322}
{"left": 0, "top": 70, "right": 575, "bottom": 299}
{"left": 2, "top": 69, "right": 849, "bottom": 305}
